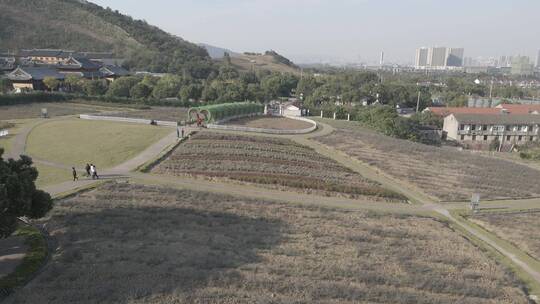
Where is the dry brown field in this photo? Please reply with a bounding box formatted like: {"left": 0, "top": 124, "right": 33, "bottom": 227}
{"left": 224, "top": 116, "right": 313, "bottom": 130}
{"left": 472, "top": 211, "right": 540, "bottom": 261}
{"left": 8, "top": 183, "right": 528, "bottom": 304}
{"left": 315, "top": 120, "right": 540, "bottom": 201}
{"left": 0, "top": 102, "right": 104, "bottom": 120}
{"left": 106, "top": 107, "right": 188, "bottom": 122}
{"left": 152, "top": 132, "right": 404, "bottom": 201}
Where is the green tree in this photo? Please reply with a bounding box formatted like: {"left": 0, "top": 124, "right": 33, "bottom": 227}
{"left": 0, "top": 149, "right": 53, "bottom": 238}
{"left": 64, "top": 75, "right": 83, "bottom": 93}
{"left": 130, "top": 82, "right": 153, "bottom": 99}
{"left": 106, "top": 76, "right": 140, "bottom": 98}
{"left": 152, "top": 75, "right": 183, "bottom": 99}
{"left": 84, "top": 79, "right": 108, "bottom": 96}
{"left": 43, "top": 77, "right": 60, "bottom": 91}
{"left": 140, "top": 75, "right": 159, "bottom": 87}
{"left": 178, "top": 84, "right": 202, "bottom": 102}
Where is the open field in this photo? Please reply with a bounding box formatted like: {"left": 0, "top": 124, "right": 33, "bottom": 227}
{"left": 0, "top": 102, "right": 118, "bottom": 120}
{"left": 26, "top": 119, "right": 171, "bottom": 169}
{"left": 472, "top": 211, "right": 540, "bottom": 261}
{"left": 224, "top": 116, "right": 313, "bottom": 130}
{"left": 103, "top": 106, "right": 188, "bottom": 122}
{"left": 7, "top": 182, "right": 529, "bottom": 304}
{"left": 35, "top": 163, "right": 72, "bottom": 188}
{"left": 315, "top": 119, "right": 540, "bottom": 201}
{"left": 0, "top": 119, "right": 38, "bottom": 155}
{"left": 152, "top": 132, "right": 404, "bottom": 201}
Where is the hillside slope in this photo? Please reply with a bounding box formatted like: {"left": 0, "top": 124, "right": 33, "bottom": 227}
{"left": 199, "top": 43, "right": 239, "bottom": 59}
{"left": 0, "top": 0, "right": 214, "bottom": 77}
{"left": 225, "top": 52, "right": 300, "bottom": 75}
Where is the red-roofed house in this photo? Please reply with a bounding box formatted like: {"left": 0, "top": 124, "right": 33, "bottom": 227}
{"left": 495, "top": 104, "right": 540, "bottom": 114}
{"left": 423, "top": 107, "right": 502, "bottom": 117}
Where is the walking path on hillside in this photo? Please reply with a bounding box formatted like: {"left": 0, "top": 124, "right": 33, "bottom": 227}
{"left": 4, "top": 117, "right": 540, "bottom": 299}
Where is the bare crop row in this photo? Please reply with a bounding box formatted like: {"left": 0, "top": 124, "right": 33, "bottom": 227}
{"left": 316, "top": 121, "right": 540, "bottom": 201}
{"left": 10, "top": 183, "right": 528, "bottom": 303}
{"left": 472, "top": 211, "right": 540, "bottom": 261}
{"left": 152, "top": 132, "right": 405, "bottom": 201}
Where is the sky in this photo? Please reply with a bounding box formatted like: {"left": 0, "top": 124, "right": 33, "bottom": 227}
{"left": 90, "top": 0, "right": 540, "bottom": 64}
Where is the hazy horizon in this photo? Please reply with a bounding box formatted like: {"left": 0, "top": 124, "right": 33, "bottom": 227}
{"left": 90, "top": 0, "right": 540, "bottom": 64}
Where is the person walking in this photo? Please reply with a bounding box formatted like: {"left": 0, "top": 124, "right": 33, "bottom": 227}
{"left": 91, "top": 164, "right": 99, "bottom": 180}
{"left": 90, "top": 164, "right": 96, "bottom": 180}
{"left": 72, "top": 167, "right": 78, "bottom": 181}
{"left": 85, "top": 163, "right": 91, "bottom": 177}
{"left": 181, "top": 128, "right": 185, "bottom": 138}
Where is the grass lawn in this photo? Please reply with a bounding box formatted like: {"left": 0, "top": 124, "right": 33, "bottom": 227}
{"left": 26, "top": 119, "right": 172, "bottom": 169}
{"left": 35, "top": 163, "right": 71, "bottom": 188}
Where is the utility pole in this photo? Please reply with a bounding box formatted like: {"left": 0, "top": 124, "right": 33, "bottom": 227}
{"left": 416, "top": 91, "right": 421, "bottom": 113}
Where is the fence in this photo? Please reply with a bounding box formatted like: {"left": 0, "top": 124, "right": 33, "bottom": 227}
{"left": 79, "top": 114, "right": 177, "bottom": 127}
{"left": 207, "top": 116, "right": 317, "bottom": 135}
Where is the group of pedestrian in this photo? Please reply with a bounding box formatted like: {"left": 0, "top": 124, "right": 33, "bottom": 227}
{"left": 71, "top": 163, "right": 99, "bottom": 181}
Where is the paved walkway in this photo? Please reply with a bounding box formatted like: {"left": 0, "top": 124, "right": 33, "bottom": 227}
{"left": 0, "top": 236, "right": 28, "bottom": 280}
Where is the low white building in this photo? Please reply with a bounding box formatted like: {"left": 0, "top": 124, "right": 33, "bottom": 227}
{"left": 444, "top": 113, "right": 540, "bottom": 148}
{"left": 281, "top": 104, "right": 302, "bottom": 117}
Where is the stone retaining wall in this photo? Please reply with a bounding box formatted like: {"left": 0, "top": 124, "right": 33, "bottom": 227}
{"left": 79, "top": 114, "right": 177, "bottom": 127}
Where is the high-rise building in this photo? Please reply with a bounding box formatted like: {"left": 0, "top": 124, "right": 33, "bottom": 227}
{"left": 446, "top": 48, "right": 464, "bottom": 67}
{"left": 380, "top": 51, "right": 384, "bottom": 66}
{"left": 511, "top": 56, "right": 534, "bottom": 76}
{"left": 428, "top": 47, "right": 447, "bottom": 67}
{"left": 415, "top": 47, "right": 464, "bottom": 69}
{"left": 415, "top": 47, "right": 428, "bottom": 68}
{"left": 536, "top": 50, "right": 540, "bottom": 68}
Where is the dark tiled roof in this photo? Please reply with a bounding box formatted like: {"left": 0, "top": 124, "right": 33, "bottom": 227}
{"left": 73, "top": 51, "right": 114, "bottom": 59}
{"left": 58, "top": 57, "right": 102, "bottom": 70}
{"left": 8, "top": 67, "right": 65, "bottom": 81}
{"left": 60, "top": 71, "right": 105, "bottom": 79}
{"left": 452, "top": 113, "right": 540, "bottom": 124}
{"left": 19, "top": 49, "right": 71, "bottom": 58}
{"left": 100, "top": 65, "right": 130, "bottom": 77}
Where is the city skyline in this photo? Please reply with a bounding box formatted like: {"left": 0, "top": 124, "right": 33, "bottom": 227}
{"left": 88, "top": 0, "right": 540, "bottom": 64}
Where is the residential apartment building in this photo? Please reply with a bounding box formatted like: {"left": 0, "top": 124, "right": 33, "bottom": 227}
{"left": 415, "top": 47, "right": 428, "bottom": 68}
{"left": 511, "top": 56, "right": 534, "bottom": 76}
{"left": 415, "top": 47, "right": 464, "bottom": 69}
{"left": 444, "top": 113, "right": 540, "bottom": 148}
{"left": 427, "top": 47, "right": 447, "bottom": 67}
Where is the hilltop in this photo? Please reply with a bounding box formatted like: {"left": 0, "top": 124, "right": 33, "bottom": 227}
{"left": 199, "top": 43, "right": 300, "bottom": 75}
{"left": 0, "top": 0, "right": 214, "bottom": 77}
{"left": 198, "top": 43, "right": 239, "bottom": 59}
{"left": 226, "top": 51, "right": 300, "bottom": 75}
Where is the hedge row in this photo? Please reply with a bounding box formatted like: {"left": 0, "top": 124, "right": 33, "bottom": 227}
{"left": 189, "top": 102, "right": 264, "bottom": 122}
{"left": 0, "top": 92, "right": 198, "bottom": 108}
